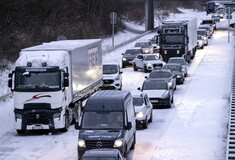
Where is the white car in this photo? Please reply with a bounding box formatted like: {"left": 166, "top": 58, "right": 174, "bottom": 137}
{"left": 133, "top": 54, "right": 165, "bottom": 72}
{"left": 132, "top": 92, "right": 153, "bottom": 129}
{"left": 102, "top": 62, "right": 122, "bottom": 90}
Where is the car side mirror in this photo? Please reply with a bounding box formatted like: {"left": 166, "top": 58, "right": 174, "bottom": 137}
{"left": 145, "top": 76, "right": 148, "bottom": 79}
{"left": 125, "top": 122, "right": 132, "bottom": 130}
{"left": 120, "top": 71, "right": 123, "bottom": 74}
{"left": 137, "top": 87, "right": 141, "bottom": 90}
{"left": 75, "top": 122, "right": 81, "bottom": 130}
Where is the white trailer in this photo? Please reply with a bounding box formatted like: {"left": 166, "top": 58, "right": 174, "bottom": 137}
{"left": 8, "top": 39, "right": 103, "bottom": 134}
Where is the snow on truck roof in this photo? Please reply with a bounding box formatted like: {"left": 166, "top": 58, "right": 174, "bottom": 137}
{"left": 22, "top": 39, "right": 101, "bottom": 51}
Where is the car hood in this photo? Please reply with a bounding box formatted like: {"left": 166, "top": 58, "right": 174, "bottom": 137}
{"left": 173, "top": 71, "right": 183, "bottom": 76}
{"left": 79, "top": 129, "right": 122, "bottom": 141}
{"left": 103, "top": 73, "right": 118, "bottom": 79}
{"left": 143, "top": 90, "right": 167, "bottom": 98}
{"left": 144, "top": 60, "right": 164, "bottom": 64}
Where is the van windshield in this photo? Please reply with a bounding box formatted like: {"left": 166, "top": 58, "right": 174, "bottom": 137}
{"left": 81, "top": 112, "right": 123, "bottom": 129}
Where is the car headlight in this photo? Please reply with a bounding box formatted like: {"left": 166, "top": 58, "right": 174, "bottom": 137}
{"left": 147, "top": 63, "right": 152, "bottom": 67}
{"left": 15, "top": 113, "right": 22, "bottom": 119}
{"left": 122, "top": 58, "right": 127, "bottom": 61}
{"left": 168, "top": 81, "right": 173, "bottom": 87}
{"left": 136, "top": 112, "right": 144, "bottom": 118}
{"left": 114, "top": 139, "right": 123, "bottom": 148}
{"left": 144, "top": 49, "right": 149, "bottom": 53}
{"left": 114, "top": 75, "right": 120, "bottom": 80}
{"left": 78, "top": 139, "right": 86, "bottom": 148}
{"left": 177, "top": 75, "right": 182, "bottom": 78}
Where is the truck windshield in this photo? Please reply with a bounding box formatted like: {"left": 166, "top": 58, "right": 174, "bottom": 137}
{"left": 81, "top": 112, "right": 123, "bottom": 129}
{"left": 15, "top": 71, "right": 61, "bottom": 92}
{"left": 103, "top": 65, "right": 118, "bottom": 74}
{"left": 161, "top": 35, "right": 184, "bottom": 44}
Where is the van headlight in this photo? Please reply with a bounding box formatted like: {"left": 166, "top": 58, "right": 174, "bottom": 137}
{"left": 114, "top": 75, "right": 120, "bottom": 80}
{"left": 78, "top": 139, "right": 86, "bottom": 148}
{"left": 114, "top": 139, "right": 123, "bottom": 148}
{"left": 136, "top": 112, "right": 144, "bottom": 118}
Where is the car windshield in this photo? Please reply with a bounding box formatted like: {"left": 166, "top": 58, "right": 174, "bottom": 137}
{"left": 82, "top": 158, "right": 116, "bottom": 160}
{"left": 168, "top": 59, "right": 185, "bottom": 65}
{"left": 81, "top": 112, "right": 123, "bottom": 129}
{"left": 143, "top": 55, "right": 158, "bottom": 61}
{"left": 103, "top": 65, "right": 118, "bottom": 74}
{"left": 133, "top": 97, "right": 143, "bottom": 106}
{"left": 125, "top": 49, "right": 141, "bottom": 55}
{"left": 163, "top": 65, "right": 181, "bottom": 72}
{"left": 161, "top": 35, "right": 184, "bottom": 44}
{"left": 143, "top": 81, "right": 168, "bottom": 90}
{"left": 202, "top": 20, "right": 213, "bottom": 24}
{"left": 14, "top": 69, "right": 61, "bottom": 92}
{"left": 197, "top": 31, "right": 207, "bottom": 36}
{"left": 134, "top": 42, "right": 149, "bottom": 48}
{"left": 199, "top": 26, "right": 210, "bottom": 31}
{"left": 149, "top": 72, "right": 172, "bottom": 78}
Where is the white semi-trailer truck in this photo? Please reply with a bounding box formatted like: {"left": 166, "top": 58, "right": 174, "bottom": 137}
{"left": 8, "top": 39, "right": 103, "bottom": 134}
{"left": 157, "top": 18, "right": 197, "bottom": 62}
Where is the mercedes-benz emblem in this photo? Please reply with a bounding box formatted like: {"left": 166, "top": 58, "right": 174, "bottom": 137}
{"left": 96, "top": 141, "right": 102, "bottom": 148}
{"left": 36, "top": 114, "right": 40, "bottom": 119}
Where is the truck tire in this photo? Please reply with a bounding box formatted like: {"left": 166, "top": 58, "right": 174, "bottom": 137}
{"left": 60, "top": 112, "right": 70, "bottom": 132}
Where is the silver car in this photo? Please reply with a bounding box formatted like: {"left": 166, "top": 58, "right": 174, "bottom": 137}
{"left": 133, "top": 54, "right": 165, "bottom": 72}
{"left": 132, "top": 92, "right": 153, "bottom": 129}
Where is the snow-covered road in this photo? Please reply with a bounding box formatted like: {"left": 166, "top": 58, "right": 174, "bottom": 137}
{"left": 0, "top": 30, "right": 233, "bottom": 160}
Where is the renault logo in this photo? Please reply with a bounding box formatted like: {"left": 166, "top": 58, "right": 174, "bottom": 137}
{"left": 96, "top": 141, "right": 102, "bottom": 148}
{"left": 36, "top": 114, "right": 40, "bottom": 119}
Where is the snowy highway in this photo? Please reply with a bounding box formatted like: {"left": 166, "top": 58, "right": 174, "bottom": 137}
{"left": 0, "top": 29, "right": 233, "bottom": 160}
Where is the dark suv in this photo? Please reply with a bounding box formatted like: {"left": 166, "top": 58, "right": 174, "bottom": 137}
{"left": 122, "top": 47, "right": 143, "bottom": 68}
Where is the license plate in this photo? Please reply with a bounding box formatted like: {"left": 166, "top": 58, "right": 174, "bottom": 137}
{"left": 151, "top": 100, "right": 158, "bottom": 103}
{"left": 32, "top": 126, "right": 43, "bottom": 130}
{"left": 103, "top": 84, "right": 110, "bottom": 87}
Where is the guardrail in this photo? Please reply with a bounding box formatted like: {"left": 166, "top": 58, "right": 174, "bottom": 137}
{"left": 0, "top": 93, "right": 12, "bottom": 101}
{"left": 226, "top": 53, "right": 235, "bottom": 160}
{"left": 0, "top": 28, "right": 157, "bottom": 102}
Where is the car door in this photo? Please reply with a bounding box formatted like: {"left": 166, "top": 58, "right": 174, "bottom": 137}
{"left": 144, "top": 94, "right": 151, "bottom": 120}
{"left": 135, "top": 55, "right": 144, "bottom": 69}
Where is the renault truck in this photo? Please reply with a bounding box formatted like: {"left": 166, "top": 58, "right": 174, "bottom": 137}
{"left": 8, "top": 39, "right": 103, "bottom": 134}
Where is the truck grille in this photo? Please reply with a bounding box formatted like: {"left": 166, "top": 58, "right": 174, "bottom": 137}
{"left": 27, "top": 112, "right": 51, "bottom": 125}
{"left": 85, "top": 140, "right": 114, "bottom": 149}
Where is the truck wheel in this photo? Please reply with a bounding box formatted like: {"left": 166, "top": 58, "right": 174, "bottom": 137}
{"left": 133, "top": 63, "right": 137, "bottom": 71}
{"left": 130, "top": 134, "right": 136, "bottom": 150}
{"left": 16, "top": 130, "right": 25, "bottom": 134}
{"left": 143, "top": 65, "right": 148, "bottom": 73}
{"left": 60, "top": 112, "right": 70, "bottom": 132}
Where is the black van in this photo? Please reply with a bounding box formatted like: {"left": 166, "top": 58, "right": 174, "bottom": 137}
{"left": 75, "top": 90, "right": 136, "bottom": 159}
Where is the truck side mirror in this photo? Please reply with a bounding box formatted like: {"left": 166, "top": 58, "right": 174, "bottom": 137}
{"left": 75, "top": 122, "right": 81, "bottom": 130}
{"left": 125, "top": 122, "right": 132, "bottom": 130}
{"left": 63, "top": 72, "right": 69, "bottom": 87}
{"left": 8, "top": 73, "right": 13, "bottom": 88}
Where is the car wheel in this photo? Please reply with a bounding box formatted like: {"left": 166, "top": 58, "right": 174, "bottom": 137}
{"left": 174, "top": 84, "right": 177, "bottom": 90}
{"left": 133, "top": 63, "right": 137, "bottom": 71}
{"left": 143, "top": 65, "right": 148, "bottom": 73}
{"left": 16, "top": 130, "right": 25, "bottom": 134}
{"left": 130, "top": 134, "right": 136, "bottom": 150}
{"left": 123, "top": 144, "right": 128, "bottom": 157}
{"left": 142, "top": 118, "right": 148, "bottom": 129}
{"left": 149, "top": 111, "right": 153, "bottom": 123}
{"left": 122, "top": 64, "right": 126, "bottom": 68}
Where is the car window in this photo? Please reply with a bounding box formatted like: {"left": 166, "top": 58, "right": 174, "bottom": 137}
{"left": 134, "top": 42, "right": 149, "bottom": 48}
{"left": 168, "top": 59, "right": 185, "bottom": 65}
{"left": 144, "top": 55, "right": 158, "bottom": 61}
{"left": 103, "top": 65, "right": 118, "bottom": 74}
{"left": 163, "top": 65, "right": 181, "bottom": 72}
{"left": 149, "top": 72, "right": 172, "bottom": 78}
{"left": 137, "top": 55, "right": 143, "bottom": 59}
{"left": 143, "top": 81, "right": 168, "bottom": 90}
{"left": 125, "top": 49, "right": 142, "bottom": 55}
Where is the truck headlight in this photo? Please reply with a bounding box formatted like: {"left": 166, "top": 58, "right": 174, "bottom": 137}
{"left": 136, "top": 112, "right": 144, "bottom": 118}
{"left": 78, "top": 139, "right": 86, "bottom": 148}
{"left": 114, "top": 139, "right": 123, "bottom": 148}
{"left": 15, "top": 113, "right": 22, "bottom": 119}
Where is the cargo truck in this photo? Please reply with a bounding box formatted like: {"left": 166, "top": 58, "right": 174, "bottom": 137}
{"left": 157, "top": 18, "right": 197, "bottom": 63}
{"left": 8, "top": 39, "right": 103, "bottom": 134}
